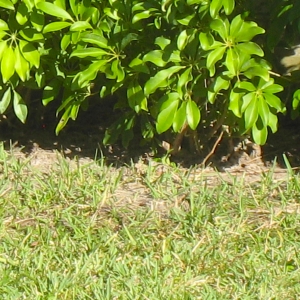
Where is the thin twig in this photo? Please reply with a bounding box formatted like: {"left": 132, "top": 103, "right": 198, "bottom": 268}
{"left": 201, "top": 130, "right": 224, "bottom": 166}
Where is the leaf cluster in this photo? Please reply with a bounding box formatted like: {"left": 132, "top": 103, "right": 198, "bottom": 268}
{"left": 0, "top": 0, "right": 298, "bottom": 154}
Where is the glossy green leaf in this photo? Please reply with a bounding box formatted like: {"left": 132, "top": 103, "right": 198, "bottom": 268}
{"left": 91, "top": 8, "right": 101, "bottom": 25}
{"left": 225, "top": 48, "right": 239, "bottom": 75}
{"left": 157, "top": 93, "right": 181, "bottom": 113}
{"left": 37, "top": 2, "right": 73, "bottom": 20}
{"left": 0, "top": 87, "right": 11, "bottom": 114}
{"left": 262, "top": 84, "right": 284, "bottom": 94}
{"left": 0, "top": 40, "right": 7, "bottom": 61}
{"left": 235, "top": 21, "right": 265, "bottom": 42}
{"left": 16, "top": 2, "right": 28, "bottom": 25}
{"left": 155, "top": 37, "right": 171, "bottom": 50}
{"left": 19, "top": 28, "right": 44, "bottom": 42}
{"left": 199, "top": 32, "right": 214, "bottom": 51}
{"left": 70, "top": 103, "right": 80, "bottom": 120}
{"left": 1, "top": 46, "right": 15, "bottom": 83}
{"left": 241, "top": 92, "right": 255, "bottom": 112}
{"left": 268, "top": 112, "right": 278, "bottom": 133}
{"left": 61, "top": 33, "right": 71, "bottom": 51}
{"left": 258, "top": 96, "right": 269, "bottom": 126}
{"left": 264, "top": 93, "right": 284, "bottom": 112}
{"left": 208, "top": 75, "right": 230, "bottom": 103}
{"left": 156, "top": 99, "right": 179, "bottom": 134}
{"left": 238, "top": 81, "right": 256, "bottom": 92}
{"left": 13, "top": 90, "right": 28, "bottom": 124}
{"left": 19, "top": 40, "right": 40, "bottom": 68}
{"left": 111, "top": 60, "right": 125, "bottom": 82}
{"left": 77, "top": 60, "right": 107, "bottom": 86}
{"left": 15, "top": 46, "right": 29, "bottom": 82}
{"left": 292, "top": 89, "right": 300, "bottom": 109}
{"left": 43, "top": 21, "right": 71, "bottom": 33}
{"left": 71, "top": 48, "right": 109, "bottom": 58}
{"left": 23, "top": 0, "right": 34, "bottom": 10}
{"left": 224, "top": 0, "right": 234, "bottom": 15}
{"left": 0, "top": 0, "right": 14, "bottom": 10}
{"left": 132, "top": 11, "right": 152, "bottom": 23}
{"left": 210, "top": 0, "right": 223, "bottom": 18}
{"left": 244, "top": 98, "right": 258, "bottom": 130}
{"left": 152, "top": 19, "right": 160, "bottom": 30}
{"left": 70, "top": 21, "right": 92, "bottom": 31}
{"left": 127, "top": 80, "right": 148, "bottom": 113}
{"left": 186, "top": 99, "right": 200, "bottom": 130}
{"left": 243, "top": 67, "right": 270, "bottom": 81}
{"left": 177, "top": 30, "right": 188, "bottom": 51}
{"left": 81, "top": 33, "right": 110, "bottom": 49}
{"left": 143, "top": 50, "right": 168, "bottom": 67}
{"left": 56, "top": 106, "right": 72, "bottom": 135}
{"left": 69, "top": 0, "right": 78, "bottom": 16}
{"left": 230, "top": 15, "right": 244, "bottom": 37}
{"left": 207, "top": 46, "right": 226, "bottom": 76}
{"left": 257, "top": 78, "right": 274, "bottom": 90}
{"left": 235, "top": 42, "right": 264, "bottom": 57}
{"left": 210, "top": 18, "right": 229, "bottom": 41}
{"left": 0, "top": 19, "right": 9, "bottom": 31}
{"left": 177, "top": 67, "right": 192, "bottom": 97}
{"left": 173, "top": 101, "right": 187, "bottom": 132}
{"left": 229, "top": 89, "right": 243, "bottom": 117}
{"left": 252, "top": 122, "right": 267, "bottom": 145}
{"left": 144, "top": 66, "right": 184, "bottom": 95}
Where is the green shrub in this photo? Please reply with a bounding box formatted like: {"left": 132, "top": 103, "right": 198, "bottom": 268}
{"left": 0, "top": 0, "right": 299, "bottom": 155}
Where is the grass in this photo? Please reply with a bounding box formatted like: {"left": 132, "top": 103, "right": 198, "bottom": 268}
{"left": 0, "top": 143, "right": 300, "bottom": 299}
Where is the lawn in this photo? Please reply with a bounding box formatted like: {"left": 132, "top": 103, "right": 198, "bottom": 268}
{"left": 0, "top": 143, "right": 299, "bottom": 299}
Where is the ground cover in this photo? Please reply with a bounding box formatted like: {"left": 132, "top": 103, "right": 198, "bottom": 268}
{"left": 0, "top": 141, "right": 300, "bottom": 299}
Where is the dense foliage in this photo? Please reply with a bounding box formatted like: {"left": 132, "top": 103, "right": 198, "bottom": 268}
{"left": 0, "top": 0, "right": 299, "bottom": 156}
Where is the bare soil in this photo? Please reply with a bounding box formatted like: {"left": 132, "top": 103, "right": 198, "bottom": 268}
{"left": 1, "top": 100, "right": 300, "bottom": 186}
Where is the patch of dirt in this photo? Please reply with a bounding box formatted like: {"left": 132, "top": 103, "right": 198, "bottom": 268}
{"left": 1, "top": 108, "right": 300, "bottom": 188}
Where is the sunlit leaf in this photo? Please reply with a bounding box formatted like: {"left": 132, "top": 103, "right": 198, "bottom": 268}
{"left": 19, "top": 40, "right": 40, "bottom": 68}
{"left": 1, "top": 46, "right": 15, "bottom": 83}
{"left": 156, "top": 99, "right": 179, "bottom": 134}
{"left": 0, "top": 87, "right": 11, "bottom": 114}
{"left": 81, "top": 33, "right": 110, "bottom": 49}
{"left": 0, "top": 0, "right": 14, "bottom": 10}
{"left": 224, "top": 0, "right": 234, "bottom": 15}
{"left": 127, "top": 80, "right": 148, "bottom": 113}
{"left": 264, "top": 93, "right": 285, "bottom": 112}
{"left": 210, "top": 0, "right": 223, "bottom": 18}
{"left": 177, "top": 30, "right": 188, "bottom": 50}
{"left": 173, "top": 101, "right": 187, "bottom": 132}
{"left": 235, "top": 42, "right": 264, "bottom": 57}
{"left": 186, "top": 99, "right": 200, "bottom": 130}
{"left": 0, "top": 19, "right": 9, "bottom": 31}
{"left": 71, "top": 48, "right": 109, "bottom": 58}
{"left": 16, "top": 2, "right": 28, "bottom": 25}
{"left": 244, "top": 98, "right": 258, "bottom": 130}
{"left": 144, "top": 66, "right": 184, "bottom": 95}
{"left": 70, "top": 21, "right": 92, "bottom": 31}
{"left": 43, "top": 21, "right": 71, "bottom": 33}
{"left": 13, "top": 90, "right": 28, "bottom": 123}
{"left": 257, "top": 96, "right": 269, "bottom": 126}
{"left": 207, "top": 46, "right": 226, "bottom": 76}
{"left": 252, "top": 121, "right": 267, "bottom": 145}
{"left": 37, "top": 2, "right": 73, "bottom": 20}
{"left": 15, "top": 45, "right": 29, "bottom": 81}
